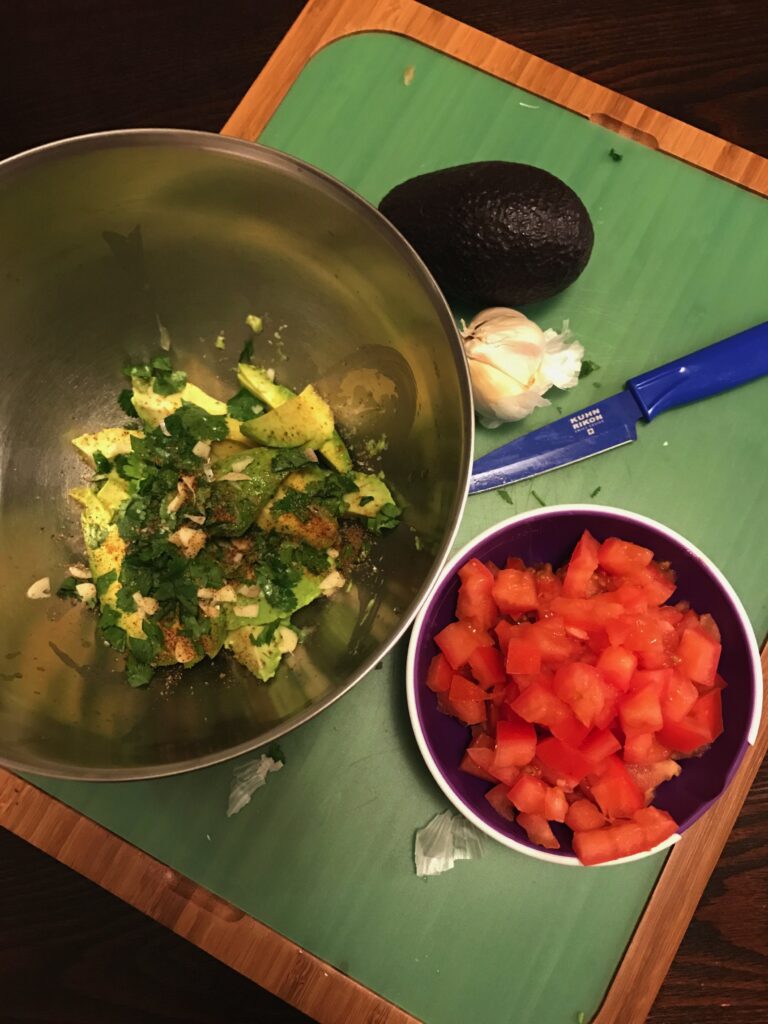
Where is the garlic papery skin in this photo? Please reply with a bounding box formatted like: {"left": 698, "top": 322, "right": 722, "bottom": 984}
{"left": 461, "top": 307, "right": 584, "bottom": 428}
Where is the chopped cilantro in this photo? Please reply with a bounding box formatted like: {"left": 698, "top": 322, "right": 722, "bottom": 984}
{"left": 227, "top": 388, "right": 264, "bottom": 421}
{"left": 93, "top": 450, "right": 112, "bottom": 474}
{"left": 271, "top": 449, "right": 311, "bottom": 473}
{"left": 128, "top": 634, "right": 155, "bottom": 664}
{"left": 239, "top": 337, "right": 254, "bottom": 363}
{"left": 367, "top": 501, "right": 401, "bottom": 533}
{"left": 590, "top": 486, "right": 602, "bottom": 498}
{"left": 294, "top": 542, "right": 330, "bottom": 575}
{"left": 358, "top": 495, "right": 374, "bottom": 507}
{"left": 95, "top": 570, "right": 118, "bottom": 598}
{"left": 531, "top": 490, "right": 547, "bottom": 507}
{"left": 98, "top": 605, "right": 127, "bottom": 651}
{"left": 579, "top": 360, "right": 600, "bottom": 379}
{"left": 609, "top": 148, "right": 623, "bottom": 162}
{"left": 165, "top": 403, "right": 228, "bottom": 442}
{"left": 126, "top": 656, "right": 154, "bottom": 687}
{"left": 251, "top": 619, "right": 281, "bottom": 646}
{"left": 56, "top": 577, "right": 79, "bottom": 598}
{"left": 125, "top": 355, "right": 187, "bottom": 396}
{"left": 497, "top": 489, "right": 514, "bottom": 506}
{"left": 117, "top": 389, "right": 136, "bottom": 417}
{"left": 266, "top": 742, "right": 285, "bottom": 763}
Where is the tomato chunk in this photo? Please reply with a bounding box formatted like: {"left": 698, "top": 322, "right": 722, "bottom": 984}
{"left": 536, "top": 737, "right": 594, "bottom": 787}
{"left": 492, "top": 567, "right": 538, "bottom": 615}
{"left": 484, "top": 783, "right": 516, "bottom": 821}
{"left": 677, "top": 627, "right": 721, "bottom": 687}
{"left": 549, "top": 712, "right": 590, "bottom": 749}
{"left": 565, "top": 799, "right": 607, "bottom": 832}
{"left": 517, "top": 812, "right": 560, "bottom": 850}
{"left": 468, "top": 645, "right": 506, "bottom": 689}
{"left": 508, "top": 774, "right": 548, "bottom": 815}
{"left": 552, "top": 661, "right": 606, "bottom": 728}
{"left": 590, "top": 756, "right": 644, "bottom": 819}
{"left": 572, "top": 827, "right": 618, "bottom": 865}
{"left": 543, "top": 785, "right": 569, "bottom": 823}
{"left": 619, "top": 679, "right": 664, "bottom": 733}
{"left": 510, "top": 681, "right": 569, "bottom": 729}
{"left": 623, "top": 731, "right": 671, "bottom": 765}
{"left": 662, "top": 671, "right": 699, "bottom": 723}
{"left": 460, "top": 750, "right": 496, "bottom": 781}
{"left": 447, "top": 697, "right": 487, "bottom": 726}
{"left": 689, "top": 688, "right": 724, "bottom": 742}
{"left": 435, "top": 620, "right": 493, "bottom": 669}
{"left": 449, "top": 674, "right": 489, "bottom": 704}
{"left": 506, "top": 637, "right": 542, "bottom": 675}
{"left": 597, "top": 537, "right": 653, "bottom": 576}
{"left": 426, "top": 652, "right": 453, "bottom": 693}
{"left": 633, "top": 806, "right": 678, "bottom": 847}
{"left": 579, "top": 728, "right": 621, "bottom": 764}
{"left": 596, "top": 646, "right": 637, "bottom": 692}
{"left": 494, "top": 716, "right": 537, "bottom": 768}
{"left": 562, "top": 530, "right": 600, "bottom": 598}
{"left": 456, "top": 558, "right": 498, "bottom": 631}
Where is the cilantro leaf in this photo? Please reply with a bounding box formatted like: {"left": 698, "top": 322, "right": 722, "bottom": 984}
{"left": 128, "top": 635, "right": 155, "bottom": 664}
{"left": 117, "top": 389, "right": 137, "bottom": 417}
{"left": 366, "top": 501, "right": 401, "bottom": 533}
{"left": 497, "top": 489, "right": 514, "bottom": 506}
{"left": 590, "top": 486, "right": 602, "bottom": 498}
{"left": 609, "top": 148, "right": 623, "bottom": 162}
{"left": 93, "top": 450, "right": 112, "bottom": 474}
{"left": 266, "top": 742, "right": 285, "bottom": 763}
{"left": 579, "top": 359, "right": 600, "bottom": 379}
{"left": 271, "top": 449, "right": 311, "bottom": 473}
{"left": 239, "top": 337, "right": 254, "bottom": 364}
{"left": 56, "top": 577, "right": 79, "bottom": 598}
{"left": 95, "top": 570, "right": 118, "bottom": 598}
{"left": 126, "top": 655, "right": 155, "bottom": 687}
{"left": 226, "top": 388, "right": 264, "bottom": 421}
{"left": 251, "top": 619, "right": 281, "bottom": 646}
{"left": 165, "top": 403, "right": 228, "bottom": 442}
{"left": 124, "top": 355, "right": 187, "bottom": 396}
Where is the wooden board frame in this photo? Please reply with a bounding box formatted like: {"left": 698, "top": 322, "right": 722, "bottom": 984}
{"left": 2, "top": 1, "right": 767, "bottom": 1022}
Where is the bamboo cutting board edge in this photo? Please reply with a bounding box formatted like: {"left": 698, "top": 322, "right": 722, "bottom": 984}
{"left": 2, "top": 1, "right": 767, "bottom": 1022}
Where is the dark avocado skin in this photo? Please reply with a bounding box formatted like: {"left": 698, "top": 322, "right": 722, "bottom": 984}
{"left": 378, "top": 161, "right": 594, "bottom": 306}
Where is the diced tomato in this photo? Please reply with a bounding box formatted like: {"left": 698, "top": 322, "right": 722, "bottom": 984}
{"left": 506, "top": 556, "right": 526, "bottom": 571}
{"left": 552, "top": 661, "right": 606, "bottom": 727}
{"left": 505, "top": 637, "right": 542, "bottom": 675}
{"left": 460, "top": 751, "right": 496, "bottom": 781}
{"left": 598, "top": 537, "right": 654, "bottom": 576}
{"left": 609, "top": 583, "right": 649, "bottom": 614}
{"left": 611, "top": 820, "right": 648, "bottom": 858}
{"left": 550, "top": 712, "right": 590, "bottom": 748}
{"left": 484, "top": 560, "right": 501, "bottom": 578}
{"left": 622, "top": 731, "right": 671, "bottom": 764}
{"left": 552, "top": 595, "right": 624, "bottom": 633}
{"left": 662, "top": 671, "right": 699, "bottom": 723}
{"left": 536, "top": 737, "right": 594, "bottom": 787}
{"left": 508, "top": 774, "right": 548, "bottom": 815}
{"left": 565, "top": 799, "right": 606, "bottom": 832}
{"left": 590, "top": 756, "right": 644, "bottom": 819}
{"left": 484, "top": 783, "right": 516, "bottom": 821}
{"left": 511, "top": 671, "right": 553, "bottom": 693}
{"left": 633, "top": 806, "right": 678, "bottom": 847}
{"left": 468, "top": 645, "right": 506, "bottom": 688}
{"left": 426, "top": 652, "right": 453, "bottom": 693}
{"left": 449, "top": 674, "right": 489, "bottom": 703}
{"left": 631, "top": 562, "right": 676, "bottom": 605}
{"left": 656, "top": 713, "right": 711, "bottom": 754}
{"left": 489, "top": 763, "right": 522, "bottom": 787}
{"left": 434, "top": 620, "right": 493, "bottom": 669}
{"left": 533, "top": 564, "right": 562, "bottom": 610}
{"left": 510, "top": 681, "right": 569, "bottom": 729}
{"left": 596, "top": 646, "right": 637, "bottom": 691}
{"left": 613, "top": 614, "right": 675, "bottom": 656}
{"left": 562, "top": 530, "right": 600, "bottom": 598}
{"left": 456, "top": 558, "right": 499, "bottom": 631}
{"left": 592, "top": 680, "right": 621, "bottom": 731}
{"left": 494, "top": 619, "right": 515, "bottom": 655}
{"left": 625, "top": 759, "right": 681, "bottom": 804}
{"left": 494, "top": 716, "right": 537, "bottom": 768}
{"left": 543, "top": 785, "right": 568, "bottom": 823}
{"left": 580, "top": 728, "right": 621, "bottom": 764}
{"left": 447, "top": 697, "right": 487, "bottom": 726}
{"left": 492, "top": 567, "right": 538, "bottom": 616}
{"left": 677, "top": 627, "right": 721, "bottom": 687}
{"left": 698, "top": 613, "right": 721, "bottom": 642}
{"left": 572, "top": 827, "right": 618, "bottom": 865}
{"left": 689, "top": 688, "right": 724, "bottom": 742}
{"left": 619, "top": 680, "right": 664, "bottom": 733}
{"left": 516, "top": 812, "right": 560, "bottom": 850}
{"left": 528, "top": 618, "right": 578, "bottom": 663}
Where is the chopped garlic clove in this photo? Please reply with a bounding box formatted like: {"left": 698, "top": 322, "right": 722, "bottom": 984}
{"left": 319, "top": 570, "right": 345, "bottom": 596}
{"left": 26, "top": 577, "right": 51, "bottom": 600}
{"left": 169, "top": 526, "right": 207, "bottom": 559}
{"left": 192, "top": 440, "right": 211, "bottom": 460}
{"left": 227, "top": 754, "right": 283, "bottom": 817}
{"left": 237, "top": 584, "right": 261, "bottom": 598}
{"left": 229, "top": 456, "right": 254, "bottom": 473}
{"left": 414, "top": 810, "right": 484, "bottom": 877}
{"left": 213, "top": 585, "right": 237, "bottom": 603}
{"left": 75, "top": 582, "right": 97, "bottom": 604}
{"left": 276, "top": 626, "right": 298, "bottom": 654}
{"left": 217, "top": 471, "right": 251, "bottom": 482}
{"left": 233, "top": 602, "right": 261, "bottom": 617}
{"left": 67, "top": 563, "right": 92, "bottom": 579}
{"left": 133, "top": 592, "right": 159, "bottom": 617}
{"left": 184, "top": 513, "right": 206, "bottom": 525}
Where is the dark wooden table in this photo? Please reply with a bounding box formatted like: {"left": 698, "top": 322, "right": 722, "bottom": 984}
{"left": 1, "top": 2, "right": 767, "bottom": 1022}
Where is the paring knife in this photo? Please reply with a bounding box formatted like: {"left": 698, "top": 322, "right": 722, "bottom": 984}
{"left": 469, "top": 321, "right": 768, "bottom": 495}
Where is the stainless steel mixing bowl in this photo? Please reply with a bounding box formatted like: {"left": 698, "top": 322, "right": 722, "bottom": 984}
{"left": 0, "top": 129, "right": 472, "bottom": 780}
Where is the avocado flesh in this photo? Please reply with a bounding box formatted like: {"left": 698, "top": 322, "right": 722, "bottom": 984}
{"left": 237, "top": 364, "right": 352, "bottom": 472}
{"left": 130, "top": 378, "right": 247, "bottom": 443}
{"left": 72, "top": 427, "right": 142, "bottom": 468}
{"left": 207, "top": 448, "right": 287, "bottom": 537}
{"left": 378, "top": 160, "right": 594, "bottom": 306}
{"left": 241, "top": 385, "right": 334, "bottom": 449}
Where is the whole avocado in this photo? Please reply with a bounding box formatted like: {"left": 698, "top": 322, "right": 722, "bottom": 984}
{"left": 378, "top": 161, "right": 594, "bottom": 306}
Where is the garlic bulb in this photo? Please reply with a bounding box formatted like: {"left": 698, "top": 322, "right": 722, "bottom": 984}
{"left": 461, "top": 307, "right": 584, "bottom": 428}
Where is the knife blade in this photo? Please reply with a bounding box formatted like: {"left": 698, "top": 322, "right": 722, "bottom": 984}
{"left": 469, "top": 320, "right": 768, "bottom": 496}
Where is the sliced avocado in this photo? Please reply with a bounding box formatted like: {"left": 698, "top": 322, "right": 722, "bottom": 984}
{"left": 344, "top": 472, "right": 395, "bottom": 518}
{"left": 206, "top": 448, "right": 287, "bottom": 537}
{"left": 225, "top": 573, "right": 322, "bottom": 630}
{"left": 225, "top": 625, "right": 289, "bottom": 682}
{"left": 130, "top": 379, "right": 247, "bottom": 443}
{"left": 210, "top": 439, "right": 251, "bottom": 463}
{"left": 257, "top": 467, "right": 339, "bottom": 549}
{"left": 241, "top": 385, "right": 334, "bottom": 449}
{"left": 72, "top": 427, "right": 141, "bottom": 468}
{"left": 237, "top": 364, "right": 352, "bottom": 472}
{"left": 96, "top": 473, "right": 131, "bottom": 516}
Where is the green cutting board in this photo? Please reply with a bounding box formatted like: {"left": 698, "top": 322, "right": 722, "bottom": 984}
{"left": 30, "top": 32, "right": 768, "bottom": 1024}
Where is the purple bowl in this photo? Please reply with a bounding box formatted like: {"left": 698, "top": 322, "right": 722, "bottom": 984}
{"left": 406, "top": 505, "right": 762, "bottom": 866}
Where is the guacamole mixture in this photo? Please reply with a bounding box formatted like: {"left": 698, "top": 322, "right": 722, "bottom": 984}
{"left": 61, "top": 356, "right": 400, "bottom": 687}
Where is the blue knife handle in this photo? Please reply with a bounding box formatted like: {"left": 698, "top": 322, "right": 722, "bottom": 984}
{"left": 627, "top": 321, "right": 768, "bottom": 421}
